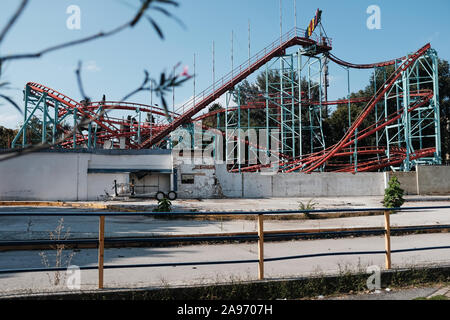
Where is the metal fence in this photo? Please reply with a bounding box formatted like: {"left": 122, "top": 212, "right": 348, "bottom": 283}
{"left": 0, "top": 206, "right": 450, "bottom": 289}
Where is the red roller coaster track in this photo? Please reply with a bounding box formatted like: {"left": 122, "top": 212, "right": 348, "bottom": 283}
{"left": 22, "top": 26, "right": 436, "bottom": 173}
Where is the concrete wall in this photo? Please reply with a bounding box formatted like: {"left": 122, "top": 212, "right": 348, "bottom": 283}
{"left": 417, "top": 166, "right": 450, "bottom": 195}
{"left": 176, "top": 164, "right": 221, "bottom": 199}
{"left": 131, "top": 173, "right": 171, "bottom": 195}
{"left": 177, "top": 164, "right": 386, "bottom": 198}
{"left": 3, "top": 149, "right": 449, "bottom": 201}
{"left": 0, "top": 152, "right": 84, "bottom": 201}
{"left": 385, "top": 166, "right": 450, "bottom": 195}
{"left": 386, "top": 171, "right": 418, "bottom": 195}
{"left": 0, "top": 150, "right": 173, "bottom": 201}
{"left": 272, "top": 172, "right": 385, "bottom": 197}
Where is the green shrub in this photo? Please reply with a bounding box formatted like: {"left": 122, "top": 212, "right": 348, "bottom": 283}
{"left": 383, "top": 176, "right": 405, "bottom": 208}
{"left": 153, "top": 198, "right": 172, "bottom": 212}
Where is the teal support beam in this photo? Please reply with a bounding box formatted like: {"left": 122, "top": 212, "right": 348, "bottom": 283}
{"left": 41, "top": 94, "right": 48, "bottom": 144}
{"left": 290, "top": 54, "right": 296, "bottom": 159}
{"left": 347, "top": 67, "right": 352, "bottom": 165}
{"left": 11, "top": 93, "right": 45, "bottom": 148}
{"left": 94, "top": 124, "right": 98, "bottom": 148}
{"left": 416, "top": 64, "right": 423, "bottom": 150}
{"left": 52, "top": 101, "right": 59, "bottom": 145}
{"left": 354, "top": 128, "right": 358, "bottom": 173}
{"left": 431, "top": 50, "right": 442, "bottom": 163}
{"left": 395, "top": 60, "right": 402, "bottom": 148}
{"left": 87, "top": 122, "right": 92, "bottom": 149}
{"left": 237, "top": 86, "right": 241, "bottom": 173}
{"left": 402, "top": 58, "right": 411, "bottom": 172}
{"left": 280, "top": 58, "right": 284, "bottom": 155}
{"left": 265, "top": 62, "right": 270, "bottom": 159}
{"left": 73, "top": 108, "right": 78, "bottom": 149}
{"left": 374, "top": 68, "right": 379, "bottom": 148}
{"left": 298, "top": 49, "right": 303, "bottom": 159}
{"left": 22, "top": 86, "right": 30, "bottom": 147}
{"left": 137, "top": 108, "right": 142, "bottom": 145}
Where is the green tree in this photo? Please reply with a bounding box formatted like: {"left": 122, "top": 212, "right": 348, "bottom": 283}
{"left": 438, "top": 59, "right": 450, "bottom": 163}
{"left": 0, "top": 126, "right": 17, "bottom": 148}
{"left": 383, "top": 176, "right": 405, "bottom": 208}
{"left": 203, "top": 102, "right": 224, "bottom": 129}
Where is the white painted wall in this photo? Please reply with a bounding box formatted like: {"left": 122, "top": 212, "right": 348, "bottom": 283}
{"left": 87, "top": 173, "right": 129, "bottom": 200}
{"left": 0, "top": 153, "right": 82, "bottom": 201}
{"left": 0, "top": 150, "right": 173, "bottom": 201}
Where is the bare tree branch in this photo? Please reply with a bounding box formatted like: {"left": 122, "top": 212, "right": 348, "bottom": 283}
{"left": 0, "top": 0, "right": 177, "bottom": 64}
{"left": 75, "top": 61, "right": 90, "bottom": 102}
{"left": 0, "top": 93, "right": 21, "bottom": 114}
{"left": 0, "top": 0, "right": 29, "bottom": 45}
{"left": 121, "top": 64, "right": 192, "bottom": 120}
{"left": 121, "top": 70, "right": 152, "bottom": 101}
{"left": 0, "top": 0, "right": 193, "bottom": 161}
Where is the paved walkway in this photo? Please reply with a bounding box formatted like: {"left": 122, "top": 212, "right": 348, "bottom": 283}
{"left": 0, "top": 233, "right": 449, "bottom": 297}
{"left": 0, "top": 196, "right": 449, "bottom": 240}
{"left": 0, "top": 196, "right": 449, "bottom": 297}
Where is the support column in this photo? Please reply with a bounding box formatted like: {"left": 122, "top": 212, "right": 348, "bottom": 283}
{"left": 73, "top": 108, "right": 78, "bottom": 149}
{"left": 41, "top": 93, "right": 48, "bottom": 144}
{"left": 52, "top": 101, "right": 59, "bottom": 145}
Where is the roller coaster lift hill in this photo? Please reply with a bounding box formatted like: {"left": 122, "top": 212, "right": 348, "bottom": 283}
{"left": 11, "top": 9, "right": 441, "bottom": 173}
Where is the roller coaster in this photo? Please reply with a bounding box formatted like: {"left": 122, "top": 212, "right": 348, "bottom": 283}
{"left": 11, "top": 13, "right": 442, "bottom": 173}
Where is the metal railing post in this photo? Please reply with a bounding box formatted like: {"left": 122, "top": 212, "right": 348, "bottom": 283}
{"left": 257, "top": 214, "right": 264, "bottom": 280}
{"left": 98, "top": 215, "right": 105, "bottom": 289}
{"left": 384, "top": 210, "right": 392, "bottom": 270}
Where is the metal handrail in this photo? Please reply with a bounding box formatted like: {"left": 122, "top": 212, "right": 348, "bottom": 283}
{"left": 0, "top": 205, "right": 449, "bottom": 285}
{"left": 0, "top": 205, "right": 448, "bottom": 217}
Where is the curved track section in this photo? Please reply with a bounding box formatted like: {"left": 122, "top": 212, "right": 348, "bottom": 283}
{"left": 26, "top": 82, "right": 177, "bottom": 149}
{"left": 19, "top": 29, "right": 437, "bottom": 173}
{"left": 284, "top": 43, "right": 432, "bottom": 173}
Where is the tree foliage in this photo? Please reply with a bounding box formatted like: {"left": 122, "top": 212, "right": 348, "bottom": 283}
{"left": 383, "top": 176, "right": 405, "bottom": 208}
{"left": 0, "top": 126, "right": 17, "bottom": 149}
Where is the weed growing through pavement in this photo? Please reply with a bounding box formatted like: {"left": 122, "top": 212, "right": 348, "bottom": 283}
{"left": 39, "top": 218, "right": 77, "bottom": 286}
{"left": 298, "top": 199, "right": 319, "bottom": 219}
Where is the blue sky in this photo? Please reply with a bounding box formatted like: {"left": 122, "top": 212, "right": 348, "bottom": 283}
{"left": 1, "top": 0, "right": 449, "bottom": 128}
